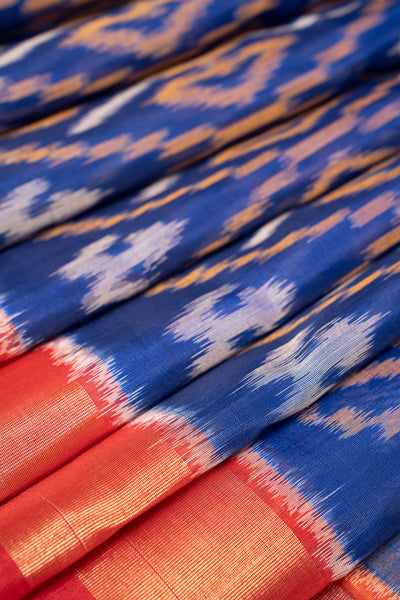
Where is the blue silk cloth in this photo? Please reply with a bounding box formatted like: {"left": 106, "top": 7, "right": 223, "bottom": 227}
{"left": 0, "top": 1, "right": 400, "bottom": 599}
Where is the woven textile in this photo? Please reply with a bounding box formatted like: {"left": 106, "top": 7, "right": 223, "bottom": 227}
{"left": 316, "top": 533, "right": 400, "bottom": 599}
{"left": 1, "top": 0, "right": 400, "bottom": 247}
{"left": 0, "top": 1, "right": 400, "bottom": 599}
{"left": 1, "top": 74, "right": 400, "bottom": 361}
{"left": 14, "top": 341, "right": 400, "bottom": 599}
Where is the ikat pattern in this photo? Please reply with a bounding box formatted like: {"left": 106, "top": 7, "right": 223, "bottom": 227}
{"left": 1, "top": 77, "right": 400, "bottom": 361}
{"left": 0, "top": 0, "right": 400, "bottom": 247}
{"left": 17, "top": 331, "right": 400, "bottom": 600}
{"left": 1, "top": 1, "right": 400, "bottom": 599}
{"left": 0, "top": 0, "right": 313, "bottom": 129}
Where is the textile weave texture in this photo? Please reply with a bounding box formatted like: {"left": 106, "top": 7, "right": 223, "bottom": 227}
{"left": 0, "top": 1, "right": 400, "bottom": 599}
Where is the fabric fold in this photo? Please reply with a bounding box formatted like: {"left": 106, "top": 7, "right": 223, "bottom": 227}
{"left": 1, "top": 247, "right": 400, "bottom": 597}
{"left": 0, "top": 0, "right": 126, "bottom": 38}
{"left": 315, "top": 532, "right": 400, "bottom": 599}
{"left": 1, "top": 72, "right": 400, "bottom": 362}
{"left": 1, "top": 156, "right": 400, "bottom": 501}
{"left": 1, "top": 0, "right": 399, "bottom": 248}
{"left": 0, "top": 0, "right": 313, "bottom": 131}
{"left": 23, "top": 340, "right": 400, "bottom": 600}
{"left": 1, "top": 1, "right": 400, "bottom": 598}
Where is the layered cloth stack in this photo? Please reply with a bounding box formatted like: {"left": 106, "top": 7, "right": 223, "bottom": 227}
{"left": 0, "top": 1, "right": 400, "bottom": 599}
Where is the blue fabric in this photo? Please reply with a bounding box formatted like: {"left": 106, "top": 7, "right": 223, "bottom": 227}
{"left": 1, "top": 0, "right": 399, "bottom": 248}
{"left": 0, "top": 73, "right": 399, "bottom": 361}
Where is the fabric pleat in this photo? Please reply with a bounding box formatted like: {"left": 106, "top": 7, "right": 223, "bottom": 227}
{"left": 1, "top": 72, "right": 400, "bottom": 362}
{"left": 0, "top": 0, "right": 313, "bottom": 131}
{"left": 20, "top": 341, "right": 400, "bottom": 600}
{"left": 1, "top": 1, "right": 400, "bottom": 598}
{"left": 1, "top": 246, "right": 400, "bottom": 598}
{"left": 0, "top": 0, "right": 127, "bottom": 38}
{"left": 1, "top": 0, "right": 399, "bottom": 248}
{"left": 315, "top": 532, "right": 400, "bottom": 599}
{"left": 2, "top": 154, "right": 400, "bottom": 501}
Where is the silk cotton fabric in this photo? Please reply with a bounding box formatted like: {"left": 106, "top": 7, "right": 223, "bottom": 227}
{"left": 0, "top": 1, "right": 400, "bottom": 599}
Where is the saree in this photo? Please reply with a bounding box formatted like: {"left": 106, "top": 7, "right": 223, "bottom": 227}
{"left": 0, "top": 0, "right": 400, "bottom": 598}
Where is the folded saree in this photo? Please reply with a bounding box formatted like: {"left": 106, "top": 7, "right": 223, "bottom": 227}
{"left": 2, "top": 153, "right": 400, "bottom": 500}
{"left": 2, "top": 244, "right": 400, "bottom": 598}
{"left": 9, "top": 338, "right": 400, "bottom": 600}
{"left": 0, "top": 0, "right": 314, "bottom": 131}
{"left": 1, "top": 0, "right": 400, "bottom": 247}
{"left": 1, "top": 71, "right": 400, "bottom": 362}
{"left": 1, "top": 1, "right": 400, "bottom": 598}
